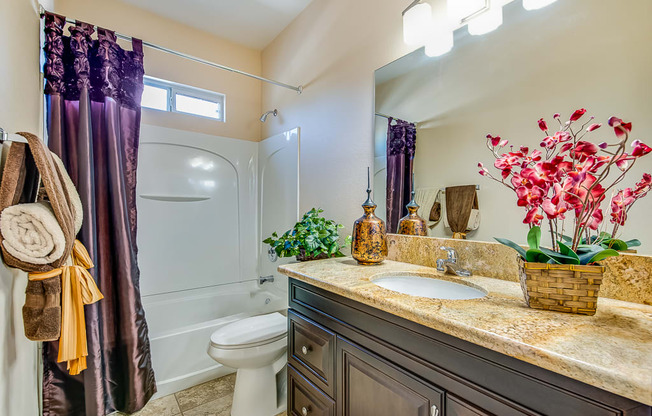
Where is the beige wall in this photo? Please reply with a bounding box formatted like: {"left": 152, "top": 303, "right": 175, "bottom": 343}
{"left": 53, "top": 0, "right": 263, "bottom": 141}
{"left": 0, "top": 0, "right": 49, "bottom": 413}
{"left": 375, "top": 0, "right": 652, "bottom": 253}
{"left": 261, "top": 0, "right": 413, "bottom": 235}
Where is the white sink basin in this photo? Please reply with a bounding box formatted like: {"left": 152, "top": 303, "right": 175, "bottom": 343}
{"left": 372, "top": 275, "right": 487, "bottom": 300}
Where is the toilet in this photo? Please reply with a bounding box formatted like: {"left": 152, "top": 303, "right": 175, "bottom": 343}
{"left": 208, "top": 312, "right": 288, "bottom": 416}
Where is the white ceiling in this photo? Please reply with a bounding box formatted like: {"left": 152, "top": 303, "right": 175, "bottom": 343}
{"left": 118, "top": 0, "right": 313, "bottom": 50}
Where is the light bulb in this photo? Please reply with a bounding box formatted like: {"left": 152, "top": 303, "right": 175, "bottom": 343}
{"left": 403, "top": 2, "right": 433, "bottom": 46}
{"left": 425, "top": 24, "right": 454, "bottom": 57}
{"left": 523, "top": 0, "right": 558, "bottom": 10}
{"left": 467, "top": 3, "right": 503, "bottom": 35}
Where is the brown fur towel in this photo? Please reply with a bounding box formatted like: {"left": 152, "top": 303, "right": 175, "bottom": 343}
{"left": 0, "top": 132, "right": 79, "bottom": 341}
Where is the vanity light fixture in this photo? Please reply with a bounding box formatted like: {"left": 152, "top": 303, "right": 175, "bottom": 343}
{"left": 447, "top": 0, "right": 489, "bottom": 25}
{"left": 425, "top": 17, "right": 454, "bottom": 57}
{"left": 467, "top": 0, "right": 503, "bottom": 35}
{"left": 522, "top": 0, "right": 558, "bottom": 10}
{"left": 403, "top": 0, "right": 433, "bottom": 46}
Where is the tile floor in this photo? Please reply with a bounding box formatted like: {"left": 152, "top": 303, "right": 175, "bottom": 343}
{"left": 127, "top": 373, "right": 287, "bottom": 416}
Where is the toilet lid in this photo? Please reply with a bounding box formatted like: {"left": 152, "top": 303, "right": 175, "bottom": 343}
{"left": 210, "top": 312, "right": 287, "bottom": 348}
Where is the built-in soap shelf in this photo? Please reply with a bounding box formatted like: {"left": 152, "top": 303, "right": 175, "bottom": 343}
{"left": 139, "top": 194, "right": 210, "bottom": 202}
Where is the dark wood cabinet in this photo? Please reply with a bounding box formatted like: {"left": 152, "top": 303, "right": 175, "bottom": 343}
{"left": 289, "top": 364, "right": 335, "bottom": 416}
{"left": 289, "top": 312, "right": 336, "bottom": 397}
{"left": 287, "top": 278, "right": 651, "bottom": 416}
{"left": 445, "top": 395, "right": 493, "bottom": 416}
{"left": 338, "top": 337, "right": 442, "bottom": 416}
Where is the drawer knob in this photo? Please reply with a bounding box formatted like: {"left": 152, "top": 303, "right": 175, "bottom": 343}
{"left": 301, "top": 405, "right": 311, "bottom": 416}
{"left": 301, "top": 345, "right": 312, "bottom": 355}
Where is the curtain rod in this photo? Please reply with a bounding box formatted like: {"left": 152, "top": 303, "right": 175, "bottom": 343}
{"left": 38, "top": 5, "right": 303, "bottom": 94}
{"left": 375, "top": 112, "right": 415, "bottom": 124}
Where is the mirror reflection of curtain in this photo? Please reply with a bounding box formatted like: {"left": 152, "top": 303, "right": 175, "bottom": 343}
{"left": 42, "top": 13, "right": 156, "bottom": 416}
{"left": 386, "top": 118, "right": 416, "bottom": 233}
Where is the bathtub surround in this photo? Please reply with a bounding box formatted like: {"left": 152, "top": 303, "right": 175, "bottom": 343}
{"left": 137, "top": 126, "right": 298, "bottom": 396}
{"left": 387, "top": 234, "right": 652, "bottom": 306}
{"left": 42, "top": 13, "right": 155, "bottom": 415}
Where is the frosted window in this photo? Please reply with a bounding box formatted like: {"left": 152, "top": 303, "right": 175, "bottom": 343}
{"left": 141, "top": 84, "right": 169, "bottom": 111}
{"left": 141, "top": 75, "right": 226, "bottom": 122}
{"left": 175, "top": 94, "right": 222, "bottom": 120}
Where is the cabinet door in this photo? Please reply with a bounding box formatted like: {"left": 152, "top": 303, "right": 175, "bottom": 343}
{"left": 338, "top": 337, "right": 443, "bottom": 416}
{"left": 446, "top": 395, "right": 493, "bottom": 416}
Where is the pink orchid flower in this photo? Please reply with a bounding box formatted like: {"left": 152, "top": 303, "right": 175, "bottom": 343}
{"left": 486, "top": 134, "right": 508, "bottom": 148}
{"left": 516, "top": 185, "right": 545, "bottom": 208}
{"left": 510, "top": 171, "right": 533, "bottom": 189}
{"left": 494, "top": 152, "right": 524, "bottom": 177}
{"left": 563, "top": 173, "right": 605, "bottom": 211}
{"left": 538, "top": 118, "right": 548, "bottom": 132}
{"left": 570, "top": 141, "right": 599, "bottom": 162}
{"left": 522, "top": 162, "right": 558, "bottom": 190}
{"left": 586, "top": 208, "right": 604, "bottom": 230}
{"left": 570, "top": 108, "right": 587, "bottom": 122}
{"left": 633, "top": 173, "right": 652, "bottom": 198}
{"left": 523, "top": 207, "right": 544, "bottom": 225}
{"left": 541, "top": 184, "right": 568, "bottom": 220}
{"left": 540, "top": 131, "right": 572, "bottom": 149}
{"left": 610, "top": 189, "right": 636, "bottom": 225}
{"left": 521, "top": 149, "right": 542, "bottom": 167}
{"left": 587, "top": 123, "right": 602, "bottom": 132}
{"left": 607, "top": 117, "right": 632, "bottom": 139}
{"left": 631, "top": 140, "right": 652, "bottom": 157}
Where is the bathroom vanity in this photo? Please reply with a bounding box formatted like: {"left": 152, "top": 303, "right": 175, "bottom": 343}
{"left": 279, "top": 258, "right": 652, "bottom": 416}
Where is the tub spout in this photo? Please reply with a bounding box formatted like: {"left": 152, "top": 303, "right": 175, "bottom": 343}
{"left": 259, "top": 275, "right": 275, "bottom": 285}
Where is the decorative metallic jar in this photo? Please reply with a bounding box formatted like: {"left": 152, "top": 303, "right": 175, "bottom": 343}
{"left": 352, "top": 171, "right": 387, "bottom": 265}
{"left": 397, "top": 191, "right": 428, "bottom": 236}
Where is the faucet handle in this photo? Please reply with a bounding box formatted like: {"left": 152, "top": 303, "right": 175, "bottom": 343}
{"left": 440, "top": 246, "right": 458, "bottom": 262}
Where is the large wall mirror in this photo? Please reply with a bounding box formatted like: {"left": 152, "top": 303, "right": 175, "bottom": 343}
{"left": 374, "top": 0, "right": 652, "bottom": 254}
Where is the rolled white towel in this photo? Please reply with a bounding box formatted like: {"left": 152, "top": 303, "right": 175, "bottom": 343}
{"left": 0, "top": 201, "right": 66, "bottom": 265}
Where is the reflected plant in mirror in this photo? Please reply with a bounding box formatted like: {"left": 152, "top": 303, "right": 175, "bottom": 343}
{"left": 478, "top": 109, "right": 651, "bottom": 264}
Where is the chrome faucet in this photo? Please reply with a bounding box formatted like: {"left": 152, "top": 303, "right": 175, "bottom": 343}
{"left": 436, "top": 247, "right": 472, "bottom": 277}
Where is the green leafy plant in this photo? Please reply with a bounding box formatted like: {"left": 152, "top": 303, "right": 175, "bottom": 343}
{"left": 263, "top": 208, "right": 351, "bottom": 260}
{"left": 575, "top": 232, "right": 640, "bottom": 252}
{"left": 496, "top": 226, "right": 619, "bottom": 266}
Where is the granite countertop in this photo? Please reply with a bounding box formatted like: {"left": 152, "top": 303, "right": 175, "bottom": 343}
{"left": 278, "top": 257, "right": 652, "bottom": 406}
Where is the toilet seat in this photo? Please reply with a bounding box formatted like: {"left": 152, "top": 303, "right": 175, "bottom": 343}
{"left": 210, "top": 312, "right": 287, "bottom": 349}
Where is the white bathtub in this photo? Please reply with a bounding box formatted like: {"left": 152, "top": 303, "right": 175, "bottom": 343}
{"left": 142, "top": 280, "right": 287, "bottom": 397}
{"left": 136, "top": 125, "right": 299, "bottom": 398}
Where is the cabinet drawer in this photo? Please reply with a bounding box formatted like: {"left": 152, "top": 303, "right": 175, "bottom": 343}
{"left": 289, "top": 364, "right": 335, "bottom": 416}
{"left": 289, "top": 311, "right": 336, "bottom": 397}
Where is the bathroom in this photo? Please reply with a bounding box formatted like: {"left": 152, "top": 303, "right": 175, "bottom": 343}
{"left": 0, "top": 0, "right": 650, "bottom": 415}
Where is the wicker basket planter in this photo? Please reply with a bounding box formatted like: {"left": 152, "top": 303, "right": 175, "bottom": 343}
{"left": 518, "top": 260, "right": 605, "bottom": 316}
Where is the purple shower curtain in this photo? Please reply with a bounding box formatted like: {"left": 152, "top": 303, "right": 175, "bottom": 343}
{"left": 42, "top": 13, "right": 156, "bottom": 416}
{"left": 386, "top": 118, "right": 417, "bottom": 234}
